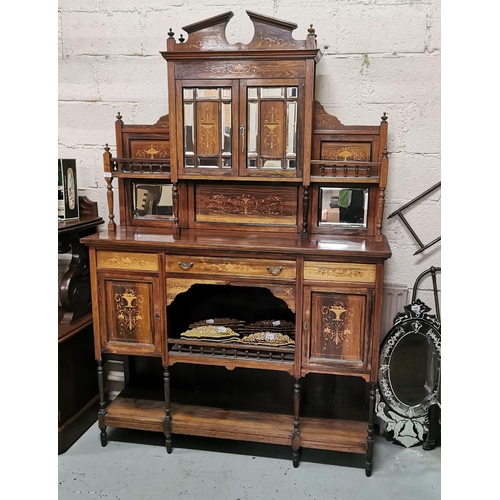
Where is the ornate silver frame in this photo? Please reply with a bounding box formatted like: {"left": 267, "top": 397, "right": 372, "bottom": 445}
{"left": 376, "top": 300, "right": 441, "bottom": 448}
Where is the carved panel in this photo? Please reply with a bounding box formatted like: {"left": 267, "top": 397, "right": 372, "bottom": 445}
{"left": 304, "top": 262, "right": 376, "bottom": 283}
{"left": 321, "top": 142, "right": 371, "bottom": 162}
{"left": 195, "top": 184, "right": 298, "bottom": 225}
{"left": 130, "top": 140, "right": 170, "bottom": 159}
{"left": 97, "top": 251, "right": 159, "bottom": 272}
{"left": 310, "top": 292, "right": 366, "bottom": 362}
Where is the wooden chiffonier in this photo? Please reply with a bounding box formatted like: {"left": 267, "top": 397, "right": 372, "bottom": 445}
{"left": 81, "top": 11, "right": 391, "bottom": 476}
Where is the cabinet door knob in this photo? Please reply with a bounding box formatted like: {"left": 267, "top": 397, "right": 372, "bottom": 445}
{"left": 154, "top": 312, "right": 160, "bottom": 320}
{"left": 178, "top": 261, "right": 194, "bottom": 271}
{"left": 266, "top": 266, "right": 283, "bottom": 276}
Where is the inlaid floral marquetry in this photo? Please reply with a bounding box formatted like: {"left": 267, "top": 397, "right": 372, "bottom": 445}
{"left": 321, "top": 301, "right": 353, "bottom": 349}
{"left": 115, "top": 289, "right": 144, "bottom": 334}
{"left": 321, "top": 142, "right": 371, "bottom": 162}
{"left": 262, "top": 105, "right": 283, "bottom": 153}
{"left": 195, "top": 184, "right": 298, "bottom": 226}
{"left": 254, "top": 34, "right": 295, "bottom": 48}
{"left": 204, "top": 63, "right": 272, "bottom": 76}
{"left": 130, "top": 141, "right": 170, "bottom": 159}
{"left": 197, "top": 102, "right": 219, "bottom": 155}
{"left": 103, "top": 280, "right": 156, "bottom": 347}
{"left": 206, "top": 194, "right": 284, "bottom": 217}
{"left": 309, "top": 292, "right": 367, "bottom": 363}
{"left": 97, "top": 251, "right": 159, "bottom": 272}
{"left": 304, "top": 262, "right": 376, "bottom": 283}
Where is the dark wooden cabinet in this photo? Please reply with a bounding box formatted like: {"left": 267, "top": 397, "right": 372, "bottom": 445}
{"left": 81, "top": 11, "right": 392, "bottom": 476}
{"left": 58, "top": 197, "right": 103, "bottom": 454}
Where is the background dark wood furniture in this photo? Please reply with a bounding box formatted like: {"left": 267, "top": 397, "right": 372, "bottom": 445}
{"left": 58, "top": 197, "right": 103, "bottom": 454}
{"left": 81, "top": 11, "right": 392, "bottom": 475}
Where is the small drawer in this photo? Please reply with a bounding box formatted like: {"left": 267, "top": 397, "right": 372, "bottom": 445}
{"left": 166, "top": 255, "right": 296, "bottom": 280}
{"left": 304, "top": 262, "right": 376, "bottom": 283}
{"left": 97, "top": 251, "right": 159, "bottom": 272}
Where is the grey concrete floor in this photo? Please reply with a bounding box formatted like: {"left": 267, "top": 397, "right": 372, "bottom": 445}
{"left": 58, "top": 423, "right": 440, "bottom": 500}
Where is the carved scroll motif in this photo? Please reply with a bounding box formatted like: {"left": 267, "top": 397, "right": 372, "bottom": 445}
{"left": 115, "top": 289, "right": 144, "bottom": 335}
{"left": 321, "top": 301, "right": 353, "bottom": 349}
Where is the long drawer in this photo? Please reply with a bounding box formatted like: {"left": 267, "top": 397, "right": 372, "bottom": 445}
{"left": 166, "top": 255, "right": 296, "bottom": 280}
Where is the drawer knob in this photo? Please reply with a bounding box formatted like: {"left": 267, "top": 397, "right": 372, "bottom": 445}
{"left": 266, "top": 266, "right": 284, "bottom": 276}
{"left": 178, "top": 261, "right": 194, "bottom": 271}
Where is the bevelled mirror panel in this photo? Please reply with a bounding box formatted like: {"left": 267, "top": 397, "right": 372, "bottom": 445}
{"left": 319, "top": 187, "right": 368, "bottom": 228}
{"left": 133, "top": 183, "right": 173, "bottom": 219}
{"left": 183, "top": 87, "right": 232, "bottom": 169}
{"left": 246, "top": 86, "right": 298, "bottom": 170}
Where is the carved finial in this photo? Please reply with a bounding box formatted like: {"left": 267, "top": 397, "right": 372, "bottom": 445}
{"left": 308, "top": 24, "right": 316, "bottom": 37}
{"left": 116, "top": 112, "right": 123, "bottom": 122}
{"left": 104, "top": 143, "right": 110, "bottom": 153}
{"left": 179, "top": 33, "right": 185, "bottom": 43}
{"left": 167, "top": 28, "right": 174, "bottom": 39}
{"left": 382, "top": 112, "right": 388, "bottom": 122}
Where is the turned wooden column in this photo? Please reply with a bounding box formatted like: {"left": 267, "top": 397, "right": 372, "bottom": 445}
{"left": 292, "top": 377, "right": 301, "bottom": 467}
{"left": 97, "top": 360, "right": 108, "bottom": 447}
{"left": 163, "top": 367, "right": 173, "bottom": 453}
{"left": 365, "top": 381, "right": 377, "bottom": 476}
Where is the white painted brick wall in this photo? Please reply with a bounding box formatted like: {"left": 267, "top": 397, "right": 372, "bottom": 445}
{"left": 58, "top": 0, "right": 441, "bottom": 300}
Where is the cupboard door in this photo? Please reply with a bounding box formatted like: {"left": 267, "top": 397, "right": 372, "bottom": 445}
{"left": 240, "top": 82, "right": 301, "bottom": 177}
{"left": 303, "top": 287, "right": 373, "bottom": 374}
{"left": 179, "top": 81, "right": 237, "bottom": 175}
{"left": 97, "top": 274, "right": 162, "bottom": 355}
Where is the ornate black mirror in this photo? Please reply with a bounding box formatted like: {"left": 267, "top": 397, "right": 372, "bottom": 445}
{"left": 376, "top": 300, "right": 441, "bottom": 448}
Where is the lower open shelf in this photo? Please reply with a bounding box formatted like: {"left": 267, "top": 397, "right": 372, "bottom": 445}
{"left": 104, "top": 388, "right": 368, "bottom": 454}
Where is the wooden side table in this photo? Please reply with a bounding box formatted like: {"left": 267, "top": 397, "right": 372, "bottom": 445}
{"left": 58, "top": 197, "right": 103, "bottom": 454}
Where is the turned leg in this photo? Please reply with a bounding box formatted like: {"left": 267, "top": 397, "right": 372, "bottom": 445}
{"left": 292, "top": 377, "right": 301, "bottom": 468}
{"left": 365, "top": 381, "right": 376, "bottom": 476}
{"left": 97, "top": 360, "right": 108, "bottom": 447}
{"left": 163, "top": 367, "right": 173, "bottom": 453}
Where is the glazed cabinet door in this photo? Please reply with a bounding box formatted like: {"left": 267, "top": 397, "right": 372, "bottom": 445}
{"left": 302, "top": 285, "right": 373, "bottom": 375}
{"left": 177, "top": 79, "right": 302, "bottom": 178}
{"left": 177, "top": 80, "right": 238, "bottom": 176}
{"left": 96, "top": 273, "right": 163, "bottom": 356}
{"left": 239, "top": 80, "right": 302, "bottom": 178}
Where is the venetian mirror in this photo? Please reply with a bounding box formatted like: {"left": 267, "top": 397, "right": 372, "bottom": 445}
{"left": 376, "top": 300, "right": 441, "bottom": 448}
